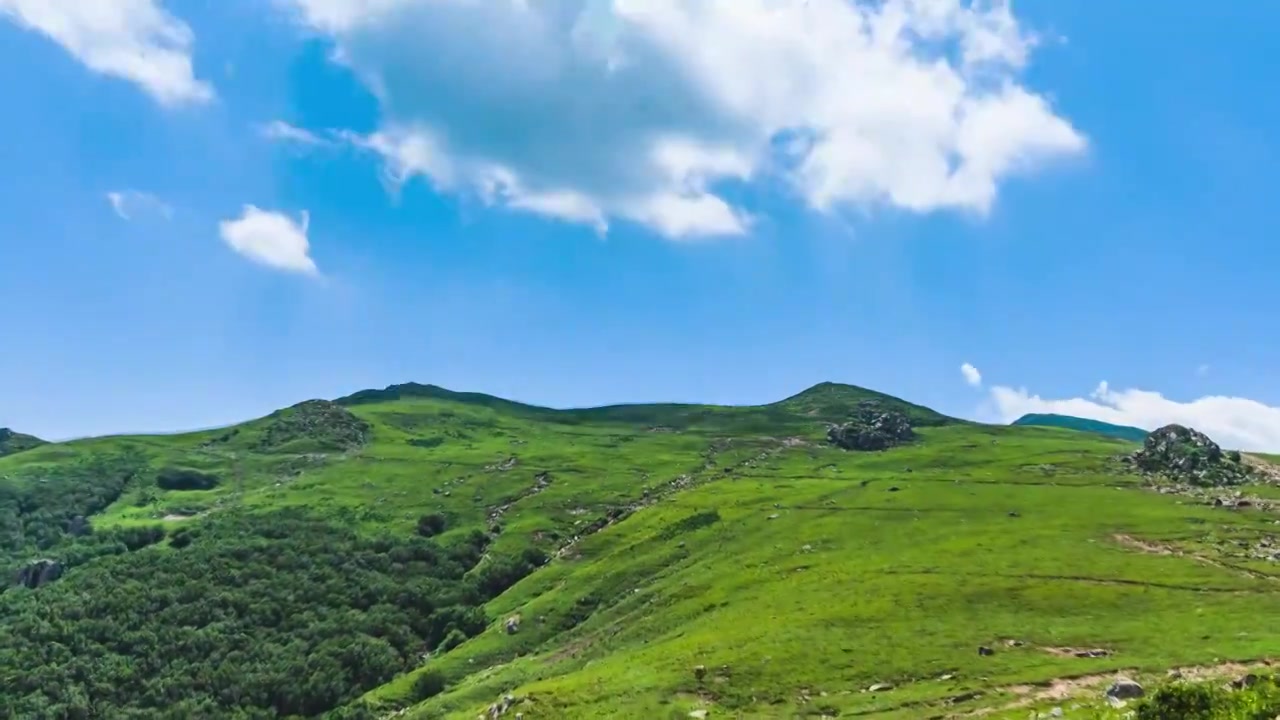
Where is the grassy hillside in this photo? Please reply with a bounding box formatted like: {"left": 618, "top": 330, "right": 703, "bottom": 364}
{"left": 1013, "top": 413, "right": 1149, "bottom": 443}
{"left": 1, "top": 383, "right": 1277, "bottom": 719}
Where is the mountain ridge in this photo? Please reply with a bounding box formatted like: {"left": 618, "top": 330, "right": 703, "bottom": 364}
{"left": 1012, "top": 412, "right": 1149, "bottom": 442}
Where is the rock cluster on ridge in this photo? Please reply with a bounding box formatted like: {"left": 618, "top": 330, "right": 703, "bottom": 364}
{"left": 1129, "top": 424, "right": 1252, "bottom": 486}
{"left": 826, "top": 400, "right": 915, "bottom": 451}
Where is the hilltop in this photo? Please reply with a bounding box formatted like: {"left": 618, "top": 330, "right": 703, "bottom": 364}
{"left": 0, "top": 427, "right": 45, "bottom": 457}
{"left": 1, "top": 382, "right": 1278, "bottom": 719}
{"left": 1012, "top": 413, "right": 1149, "bottom": 443}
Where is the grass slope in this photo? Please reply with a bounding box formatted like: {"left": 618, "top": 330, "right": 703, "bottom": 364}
{"left": 1012, "top": 413, "right": 1149, "bottom": 443}
{"left": 1, "top": 383, "right": 1277, "bottom": 719}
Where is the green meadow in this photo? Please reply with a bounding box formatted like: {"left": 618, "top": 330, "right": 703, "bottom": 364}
{"left": 1, "top": 382, "right": 1277, "bottom": 718}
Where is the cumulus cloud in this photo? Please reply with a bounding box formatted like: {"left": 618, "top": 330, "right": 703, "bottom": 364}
{"left": 0, "top": 0, "right": 213, "bottom": 106}
{"left": 218, "top": 205, "right": 318, "bottom": 275}
{"left": 960, "top": 362, "right": 982, "bottom": 387}
{"left": 106, "top": 190, "right": 173, "bottom": 220}
{"left": 281, "top": 0, "right": 1084, "bottom": 239}
{"left": 988, "top": 380, "right": 1280, "bottom": 453}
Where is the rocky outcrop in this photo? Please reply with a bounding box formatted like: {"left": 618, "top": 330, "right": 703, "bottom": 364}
{"left": 826, "top": 401, "right": 915, "bottom": 451}
{"left": 257, "top": 400, "right": 371, "bottom": 453}
{"left": 13, "top": 559, "right": 62, "bottom": 589}
{"left": 1129, "top": 424, "right": 1252, "bottom": 486}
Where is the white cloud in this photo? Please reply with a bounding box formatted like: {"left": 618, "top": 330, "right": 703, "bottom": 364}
{"left": 1196, "top": 364, "right": 1211, "bottom": 377}
{"left": 960, "top": 362, "right": 982, "bottom": 387}
{"left": 260, "top": 120, "right": 328, "bottom": 145}
{"left": 987, "top": 380, "right": 1280, "bottom": 453}
{"left": 106, "top": 189, "right": 173, "bottom": 220}
{"left": 0, "top": 0, "right": 213, "bottom": 106}
{"left": 281, "top": 0, "right": 1084, "bottom": 239}
{"left": 218, "top": 205, "right": 318, "bottom": 275}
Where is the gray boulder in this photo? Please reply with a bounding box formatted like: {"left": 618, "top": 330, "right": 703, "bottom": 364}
{"left": 1106, "top": 677, "right": 1144, "bottom": 701}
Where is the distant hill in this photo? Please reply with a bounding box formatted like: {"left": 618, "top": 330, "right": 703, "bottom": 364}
{"left": 0, "top": 427, "right": 45, "bottom": 457}
{"left": 1012, "top": 413, "right": 1148, "bottom": 442}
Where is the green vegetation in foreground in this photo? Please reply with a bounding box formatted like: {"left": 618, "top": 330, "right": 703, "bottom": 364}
{"left": 1, "top": 382, "right": 1278, "bottom": 719}
{"left": 1109, "top": 674, "right": 1280, "bottom": 720}
{"left": 1012, "top": 413, "right": 1149, "bottom": 443}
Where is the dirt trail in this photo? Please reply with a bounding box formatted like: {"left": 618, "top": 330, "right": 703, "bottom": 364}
{"left": 553, "top": 439, "right": 796, "bottom": 559}
{"left": 958, "top": 659, "right": 1275, "bottom": 717}
{"left": 1113, "top": 533, "right": 1280, "bottom": 583}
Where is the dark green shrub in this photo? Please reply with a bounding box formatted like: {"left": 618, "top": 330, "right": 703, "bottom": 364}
{"left": 417, "top": 512, "right": 448, "bottom": 537}
{"left": 1134, "top": 683, "right": 1223, "bottom": 720}
{"left": 108, "top": 524, "right": 166, "bottom": 551}
{"left": 156, "top": 467, "right": 220, "bottom": 491}
{"left": 437, "top": 628, "right": 468, "bottom": 652}
{"left": 411, "top": 669, "right": 447, "bottom": 701}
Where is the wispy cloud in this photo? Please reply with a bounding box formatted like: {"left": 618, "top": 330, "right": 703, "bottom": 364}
{"left": 259, "top": 120, "right": 328, "bottom": 146}
{"left": 960, "top": 362, "right": 983, "bottom": 388}
{"left": 106, "top": 190, "right": 173, "bottom": 221}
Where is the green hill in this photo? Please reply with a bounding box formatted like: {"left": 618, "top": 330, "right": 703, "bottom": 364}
{"left": 1, "top": 383, "right": 1277, "bottom": 719}
{"left": 1012, "top": 413, "right": 1149, "bottom": 443}
{"left": 0, "top": 427, "right": 45, "bottom": 457}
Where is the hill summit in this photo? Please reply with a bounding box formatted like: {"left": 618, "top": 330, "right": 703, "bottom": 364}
{"left": 0, "top": 427, "right": 45, "bottom": 457}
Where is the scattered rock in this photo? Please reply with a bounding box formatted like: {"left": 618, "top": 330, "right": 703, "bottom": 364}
{"left": 488, "top": 456, "right": 519, "bottom": 472}
{"left": 767, "top": 513, "right": 780, "bottom": 520}
{"left": 688, "top": 711, "right": 708, "bottom": 720}
{"left": 888, "top": 486, "right": 900, "bottom": 493}
{"left": 1074, "top": 649, "right": 1110, "bottom": 659}
{"left": 949, "top": 691, "right": 981, "bottom": 704}
{"left": 694, "top": 665, "right": 708, "bottom": 682}
{"left": 1008, "top": 511, "right": 1021, "bottom": 518}
{"left": 13, "top": 558, "right": 62, "bottom": 589}
{"left": 867, "top": 683, "right": 894, "bottom": 692}
{"left": 978, "top": 646, "right": 995, "bottom": 657}
{"left": 826, "top": 401, "right": 915, "bottom": 452}
{"left": 1105, "top": 677, "right": 1144, "bottom": 701}
{"left": 1232, "top": 673, "right": 1260, "bottom": 689}
{"left": 505, "top": 616, "right": 521, "bottom": 634}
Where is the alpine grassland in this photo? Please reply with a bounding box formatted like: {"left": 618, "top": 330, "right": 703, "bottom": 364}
{"left": 2, "top": 382, "right": 1278, "bottom": 719}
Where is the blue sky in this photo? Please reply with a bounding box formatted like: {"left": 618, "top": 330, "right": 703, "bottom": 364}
{"left": 2, "top": 1, "right": 1279, "bottom": 450}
